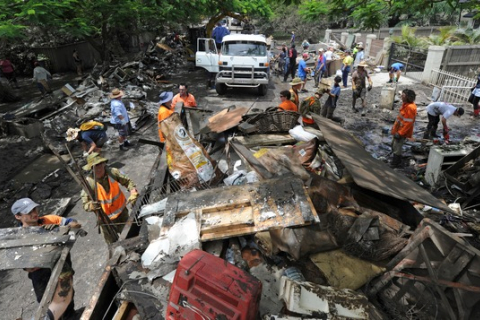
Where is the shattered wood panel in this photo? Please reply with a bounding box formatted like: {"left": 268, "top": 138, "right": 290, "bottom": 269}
{"left": 0, "top": 246, "right": 62, "bottom": 270}
{"left": 0, "top": 233, "right": 70, "bottom": 249}
{"left": 368, "top": 218, "right": 480, "bottom": 320}
{"left": 162, "top": 178, "right": 319, "bottom": 241}
{"left": 311, "top": 115, "right": 453, "bottom": 213}
{"left": 230, "top": 141, "right": 274, "bottom": 179}
{"left": 200, "top": 106, "right": 250, "bottom": 134}
{"left": 232, "top": 134, "right": 296, "bottom": 148}
{"left": 0, "top": 226, "right": 74, "bottom": 270}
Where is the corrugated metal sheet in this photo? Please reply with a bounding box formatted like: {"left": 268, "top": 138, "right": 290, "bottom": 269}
{"left": 312, "top": 115, "right": 453, "bottom": 213}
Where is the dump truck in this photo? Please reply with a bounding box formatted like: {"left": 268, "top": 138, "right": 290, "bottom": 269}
{"left": 195, "top": 34, "right": 270, "bottom": 96}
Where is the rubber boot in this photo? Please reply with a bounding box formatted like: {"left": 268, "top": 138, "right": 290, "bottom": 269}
{"left": 390, "top": 154, "right": 402, "bottom": 167}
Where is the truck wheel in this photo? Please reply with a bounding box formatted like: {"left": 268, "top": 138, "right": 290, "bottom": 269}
{"left": 215, "top": 83, "right": 227, "bottom": 95}
{"left": 258, "top": 84, "right": 268, "bottom": 96}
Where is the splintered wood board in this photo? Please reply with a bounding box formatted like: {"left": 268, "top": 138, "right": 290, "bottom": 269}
{"left": 232, "top": 134, "right": 296, "bottom": 148}
{"left": 0, "top": 226, "right": 73, "bottom": 270}
{"left": 161, "top": 177, "right": 319, "bottom": 241}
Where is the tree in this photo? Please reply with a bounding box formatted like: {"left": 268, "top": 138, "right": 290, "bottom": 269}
{"left": 0, "top": 0, "right": 273, "bottom": 62}
{"left": 297, "top": 0, "right": 464, "bottom": 29}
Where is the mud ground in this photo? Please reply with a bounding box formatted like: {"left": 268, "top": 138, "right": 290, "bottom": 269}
{"left": 0, "top": 62, "right": 477, "bottom": 319}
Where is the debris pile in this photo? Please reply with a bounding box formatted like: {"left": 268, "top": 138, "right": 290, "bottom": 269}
{"left": 87, "top": 103, "right": 480, "bottom": 319}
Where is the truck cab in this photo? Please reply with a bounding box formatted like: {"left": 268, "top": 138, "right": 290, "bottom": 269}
{"left": 196, "top": 34, "right": 270, "bottom": 96}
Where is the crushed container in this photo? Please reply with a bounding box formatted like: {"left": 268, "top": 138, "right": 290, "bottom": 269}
{"left": 166, "top": 249, "right": 262, "bottom": 320}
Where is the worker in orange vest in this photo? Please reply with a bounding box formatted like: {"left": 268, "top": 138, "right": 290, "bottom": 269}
{"left": 157, "top": 91, "right": 174, "bottom": 143}
{"left": 81, "top": 153, "right": 138, "bottom": 244}
{"left": 299, "top": 79, "right": 330, "bottom": 127}
{"left": 390, "top": 89, "right": 417, "bottom": 167}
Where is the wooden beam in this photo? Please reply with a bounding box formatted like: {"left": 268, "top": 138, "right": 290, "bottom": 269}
{"left": 34, "top": 244, "right": 72, "bottom": 320}
{"left": 231, "top": 134, "right": 296, "bottom": 148}
{"left": 0, "top": 234, "right": 70, "bottom": 249}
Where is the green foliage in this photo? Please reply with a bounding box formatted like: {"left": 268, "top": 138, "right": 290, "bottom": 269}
{"left": 452, "top": 28, "right": 480, "bottom": 45}
{"left": 349, "top": 0, "right": 387, "bottom": 31}
{"left": 298, "top": 1, "right": 329, "bottom": 22}
{"left": 0, "top": 0, "right": 273, "bottom": 60}
{"left": 391, "top": 25, "right": 426, "bottom": 48}
{"left": 297, "top": 0, "right": 463, "bottom": 29}
{"left": 423, "top": 26, "right": 456, "bottom": 46}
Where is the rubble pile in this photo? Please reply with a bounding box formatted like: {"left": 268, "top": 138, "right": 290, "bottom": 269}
{"left": 0, "top": 39, "right": 194, "bottom": 221}
{"left": 95, "top": 103, "right": 480, "bottom": 319}
{"left": 3, "top": 34, "right": 480, "bottom": 319}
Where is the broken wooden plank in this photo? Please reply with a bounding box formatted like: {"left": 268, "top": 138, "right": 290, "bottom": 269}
{"left": 230, "top": 140, "right": 273, "bottom": 179}
{"left": 161, "top": 177, "right": 319, "bottom": 241}
{"left": 0, "top": 245, "right": 63, "bottom": 270}
{"left": 200, "top": 106, "right": 250, "bottom": 134}
{"left": 231, "top": 134, "right": 296, "bottom": 148}
{"left": 34, "top": 244, "right": 72, "bottom": 320}
{"left": 0, "top": 233, "right": 70, "bottom": 249}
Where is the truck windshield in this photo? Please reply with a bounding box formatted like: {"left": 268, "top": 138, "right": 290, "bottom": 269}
{"left": 222, "top": 41, "right": 267, "bottom": 56}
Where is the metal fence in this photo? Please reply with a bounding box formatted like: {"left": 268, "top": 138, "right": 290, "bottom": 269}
{"left": 442, "top": 45, "right": 480, "bottom": 78}
{"left": 388, "top": 43, "right": 427, "bottom": 81}
{"left": 430, "top": 69, "right": 476, "bottom": 106}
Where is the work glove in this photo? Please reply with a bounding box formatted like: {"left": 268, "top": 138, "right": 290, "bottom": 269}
{"left": 393, "top": 133, "right": 402, "bottom": 140}
{"left": 368, "top": 84, "right": 372, "bottom": 91}
{"left": 127, "top": 190, "right": 139, "bottom": 205}
{"left": 83, "top": 151, "right": 89, "bottom": 158}
{"left": 42, "top": 224, "right": 58, "bottom": 231}
{"left": 87, "top": 201, "right": 102, "bottom": 212}
{"left": 443, "top": 127, "right": 449, "bottom": 136}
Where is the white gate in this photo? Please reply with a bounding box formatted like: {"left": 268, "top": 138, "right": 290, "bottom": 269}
{"left": 430, "top": 69, "right": 476, "bottom": 106}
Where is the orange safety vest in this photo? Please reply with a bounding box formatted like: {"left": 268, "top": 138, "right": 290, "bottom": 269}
{"left": 391, "top": 102, "right": 417, "bottom": 138}
{"left": 158, "top": 105, "right": 174, "bottom": 142}
{"left": 96, "top": 176, "right": 126, "bottom": 220}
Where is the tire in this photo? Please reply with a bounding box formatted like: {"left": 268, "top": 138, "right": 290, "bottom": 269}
{"left": 215, "top": 83, "right": 227, "bottom": 95}
{"left": 258, "top": 84, "right": 267, "bottom": 96}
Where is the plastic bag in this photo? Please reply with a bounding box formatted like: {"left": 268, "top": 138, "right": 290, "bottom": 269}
{"left": 289, "top": 125, "right": 317, "bottom": 141}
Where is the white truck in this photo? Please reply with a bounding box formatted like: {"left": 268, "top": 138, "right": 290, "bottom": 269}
{"left": 195, "top": 34, "right": 270, "bottom": 96}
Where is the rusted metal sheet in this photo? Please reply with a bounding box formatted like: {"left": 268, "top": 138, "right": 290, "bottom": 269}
{"left": 312, "top": 115, "right": 453, "bottom": 213}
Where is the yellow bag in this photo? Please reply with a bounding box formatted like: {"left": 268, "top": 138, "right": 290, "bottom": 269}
{"left": 79, "top": 121, "right": 104, "bottom": 131}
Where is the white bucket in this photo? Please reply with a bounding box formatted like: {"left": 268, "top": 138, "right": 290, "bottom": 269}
{"left": 379, "top": 85, "right": 396, "bottom": 110}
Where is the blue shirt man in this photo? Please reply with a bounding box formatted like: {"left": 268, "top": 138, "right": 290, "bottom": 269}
{"left": 212, "top": 23, "right": 230, "bottom": 50}
{"left": 389, "top": 62, "right": 405, "bottom": 83}
{"left": 109, "top": 88, "right": 131, "bottom": 150}
{"left": 110, "top": 99, "right": 129, "bottom": 125}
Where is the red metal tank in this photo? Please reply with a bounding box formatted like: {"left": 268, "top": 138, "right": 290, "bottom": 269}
{"left": 166, "top": 249, "right": 262, "bottom": 320}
